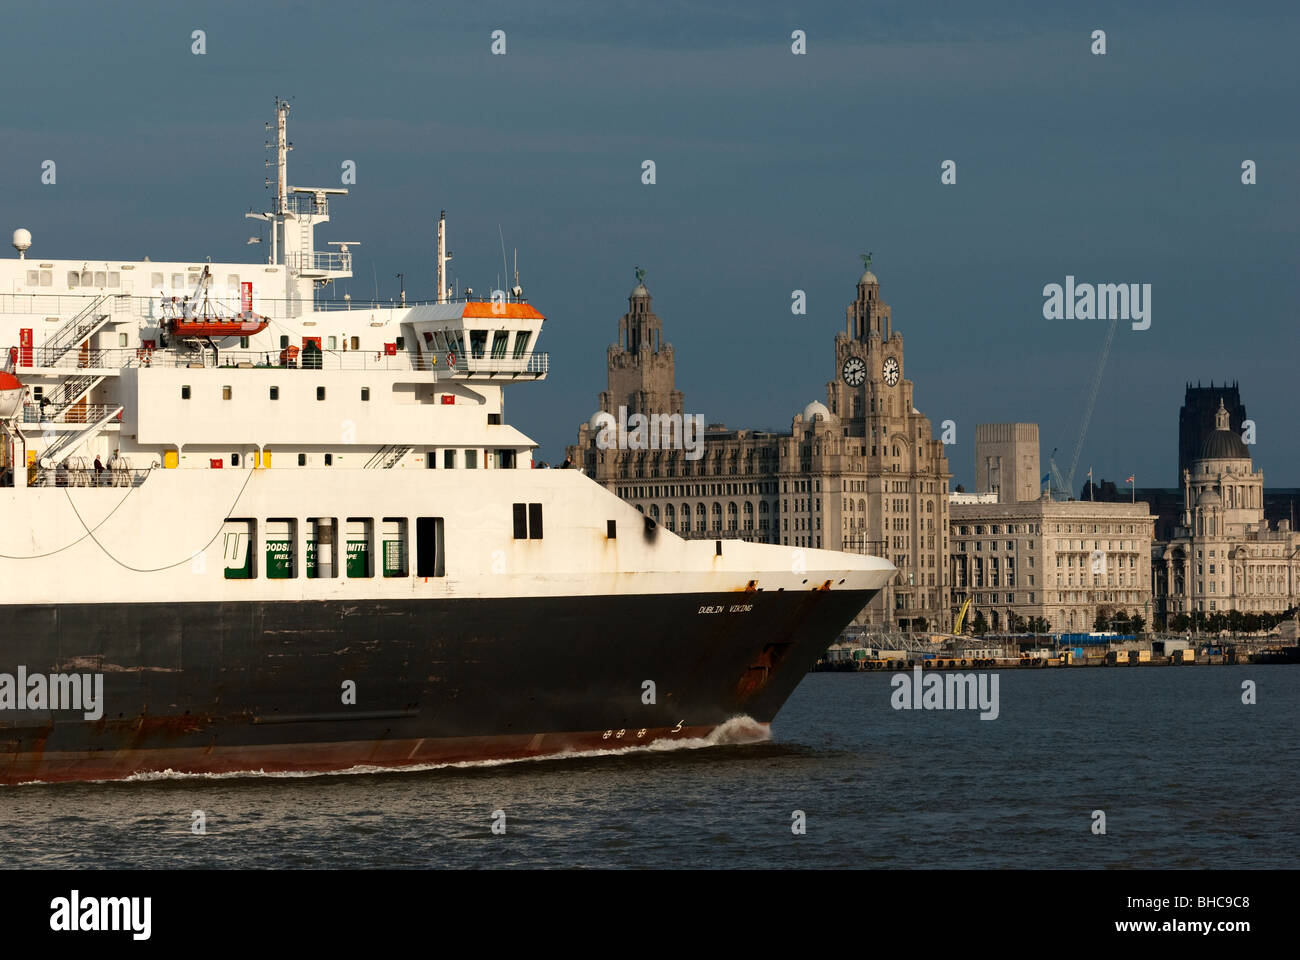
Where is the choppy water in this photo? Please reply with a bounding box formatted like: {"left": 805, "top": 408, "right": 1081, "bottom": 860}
{"left": 2, "top": 666, "right": 1295, "bottom": 868}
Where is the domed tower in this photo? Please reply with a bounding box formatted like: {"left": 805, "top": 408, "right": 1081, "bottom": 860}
{"left": 1181, "top": 399, "right": 1262, "bottom": 537}
{"left": 599, "top": 268, "right": 683, "bottom": 417}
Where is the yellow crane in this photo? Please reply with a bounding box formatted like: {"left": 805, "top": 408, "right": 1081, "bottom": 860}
{"left": 953, "top": 597, "right": 972, "bottom": 633}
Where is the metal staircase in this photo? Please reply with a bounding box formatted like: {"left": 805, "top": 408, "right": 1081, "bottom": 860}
{"left": 39, "top": 404, "right": 123, "bottom": 465}
{"left": 41, "top": 294, "right": 114, "bottom": 367}
{"left": 42, "top": 374, "right": 106, "bottom": 422}
{"left": 364, "top": 445, "right": 412, "bottom": 469}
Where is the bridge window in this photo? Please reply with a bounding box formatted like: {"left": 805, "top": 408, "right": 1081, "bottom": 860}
{"left": 470, "top": 330, "right": 487, "bottom": 358}
{"left": 490, "top": 331, "right": 509, "bottom": 359}
{"left": 512, "top": 331, "right": 532, "bottom": 358}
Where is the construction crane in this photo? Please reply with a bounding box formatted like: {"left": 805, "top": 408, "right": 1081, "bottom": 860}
{"left": 1053, "top": 312, "right": 1119, "bottom": 500}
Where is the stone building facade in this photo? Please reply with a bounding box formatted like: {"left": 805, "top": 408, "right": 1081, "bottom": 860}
{"left": 950, "top": 499, "right": 1155, "bottom": 633}
{"left": 568, "top": 266, "right": 952, "bottom": 631}
{"left": 1152, "top": 400, "right": 1300, "bottom": 622}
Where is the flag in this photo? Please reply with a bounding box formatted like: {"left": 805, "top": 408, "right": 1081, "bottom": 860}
{"left": 1126, "top": 475, "right": 1134, "bottom": 484}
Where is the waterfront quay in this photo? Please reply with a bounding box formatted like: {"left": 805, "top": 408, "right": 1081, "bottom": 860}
{"left": 814, "top": 632, "right": 1299, "bottom": 671}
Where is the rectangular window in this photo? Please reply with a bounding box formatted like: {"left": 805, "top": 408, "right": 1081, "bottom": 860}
{"left": 345, "top": 518, "right": 373, "bottom": 578}
{"left": 324, "top": 454, "right": 333, "bottom": 466}
{"left": 222, "top": 519, "right": 256, "bottom": 579}
{"left": 265, "top": 518, "right": 296, "bottom": 578}
{"left": 470, "top": 330, "right": 487, "bottom": 358}
{"left": 426, "top": 452, "right": 437, "bottom": 469}
{"left": 465, "top": 449, "right": 478, "bottom": 469}
{"left": 181, "top": 385, "right": 191, "bottom": 400}
{"left": 361, "top": 387, "right": 370, "bottom": 401}
{"left": 490, "top": 331, "right": 509, "bottom": 358}
{"left": 269, "top": 386, "right": 279, "bottom": 400}
{"left": 40, "top": 270, "right": 51, "bottom": 286}
{"left": 382, "top": 518, "right": 408, "bottom": 577}
{"left": 327, "top": 336, "right": 338, "bottom": 350}
{"left": 351, "top": 336, "right": 360, "bottom": 351}
{"left": 416, "top": 517, "right": 445, "bottom": 577}
{"left": 222, "top": 385, "right": 232, "bottom": 400}
{"left": 94, "top": 271, "right": 106, "bottom": 287}
{"left": 512, "top": 331, "right": 532, "bottom": 358}
{"left": 528, "top": 503, "right": 543, "bottom": 540}
{"left": 151, "top": 272, "right": 164, "bottom": 289}
{"left": 316, "top": 386, "right": 326, "bottom": 401}
{"left": 395, "top": 336, "right": 405, "bottom": 350}
{"left": 306, "top": 517, "right": 338, "bottom": 579}
{"left": 240, "top": 336, "right": 250, "bottom": 349}
{"left": 607, "top": 520, "right": 617, "bottom": 539}
{"left": 444, "top": 449, "right": 456, "bottom": 469}
{"left": 297, "top": 453, "right": 307, "bottom": 466}
{"left": 513, "top": 503, "right": 528, "bottom": 539}
{"left": 67, "top": 271, "right": 80, "bottom": 288}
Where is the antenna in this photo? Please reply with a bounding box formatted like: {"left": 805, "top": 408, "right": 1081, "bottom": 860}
{"left": 511, "top": 248, "right": 522, "bottom": 298}
{"left": 498, "top": 225, "right": 509, "bottom": 292}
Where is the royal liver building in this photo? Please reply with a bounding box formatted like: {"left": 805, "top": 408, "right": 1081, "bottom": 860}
{"left": 569, "top": 263, "right": 952, "bottom": 631}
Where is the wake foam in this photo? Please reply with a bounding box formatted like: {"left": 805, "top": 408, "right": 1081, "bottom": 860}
{"left": 22, "top": 715, "right": 771, "bottom": 786}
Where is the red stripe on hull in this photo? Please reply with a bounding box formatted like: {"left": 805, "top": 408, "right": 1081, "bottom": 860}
{"left": 1, "top": 724, "right": 752, "bottom": 785}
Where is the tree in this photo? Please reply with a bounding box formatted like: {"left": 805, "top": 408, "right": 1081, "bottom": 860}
{"left": 1093, "top": 609, "right": 1109, "bottom": 632}
{"left": 1170, "top": 613, "right": 1190, "bottom": 633}
{"left": 1130, "top": 613, "right": 1146, "bottom": 634}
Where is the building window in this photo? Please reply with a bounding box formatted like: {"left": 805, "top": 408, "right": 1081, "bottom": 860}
{"left": 444, "top": 449, "right": 456, "bottom": 469}
{"left": 465, "top": 450, "right": 478, "bottom": 469}
{"left": 298, "top": 453, "right": 307, "bottom": 466}
{"left": 317, "top": 386, "right": 326, "bottom": 401}
{"left": 270, "top": 386, "right": 280, "bottom": 400}
{"left": 324, "top": 454, "right": 333, "bottom": 466}
{"left": 181, "top": 385, "right": 191, "bottom": 399}
{"left": 231, "top": 453, "right": 241, "bottom": 467}
{"left": 361, "top": 387, "right": 370, "bottom": 401}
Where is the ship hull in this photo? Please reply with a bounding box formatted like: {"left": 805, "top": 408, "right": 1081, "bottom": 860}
{"left": 1, "top": 586, "right": 877, "bottom": 783}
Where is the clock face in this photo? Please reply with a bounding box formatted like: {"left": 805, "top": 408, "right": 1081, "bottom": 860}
{"left": 842, "top": 356, "right": 866, "bottom": 387}
{"left": 883, "top": 356, "right": 900, "bottom": 387}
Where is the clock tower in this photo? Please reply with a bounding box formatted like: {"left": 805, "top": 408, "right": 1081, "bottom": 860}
{"left": 822, "top": 259, "right": 951, "bottom": 631}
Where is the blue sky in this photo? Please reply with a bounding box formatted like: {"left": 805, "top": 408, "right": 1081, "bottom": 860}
{"left": 3, "top": 1, "right": 1296, "bottom": 485}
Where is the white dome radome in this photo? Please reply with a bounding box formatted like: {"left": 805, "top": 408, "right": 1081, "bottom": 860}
{"left": 12, "top": 228, "right": 32, "bottom": 255}
{"left": 802, "top": 401, "right": 832, "bottom": 422}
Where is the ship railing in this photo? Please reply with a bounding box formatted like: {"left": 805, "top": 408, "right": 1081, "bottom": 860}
{"left": 21, "top": 402, "right": 122, "bottom": 425}
{"left": 281, "top": 194, "right": 328, "bottom": 216}
{"left": 30, "top": 466, "right": 151, "bottom": 488}
{"left": 287, "top": 251, "right": 352, "bottom": 274}
{"left": 129, "top": 348, "right": 549, "bottom": 375}
{"left": 27, "top": 346, "right": 135, "bottom": 370}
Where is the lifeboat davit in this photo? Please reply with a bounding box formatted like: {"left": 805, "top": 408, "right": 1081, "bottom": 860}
{"left": 0, "top": 371, "right": 24, "bottom": 419}
{"left": 168, "top": 315, "right": 269, "bottom": 338}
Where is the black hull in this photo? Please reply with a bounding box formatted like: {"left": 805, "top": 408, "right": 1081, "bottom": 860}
{"left": 0, "top": 587, "right": 877, "bottom": 783}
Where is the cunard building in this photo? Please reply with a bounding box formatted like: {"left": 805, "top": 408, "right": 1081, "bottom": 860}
{"left": 569, "top": 263, "right": 952, "bottom": 631}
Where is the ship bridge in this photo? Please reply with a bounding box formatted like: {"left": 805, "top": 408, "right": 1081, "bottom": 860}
{"left": 400, "top": 299, "right": 547, "bottom": 380}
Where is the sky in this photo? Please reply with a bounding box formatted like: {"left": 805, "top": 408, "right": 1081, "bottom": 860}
{"left": 2, "top": 0, "right": 1296, "bottom": 486}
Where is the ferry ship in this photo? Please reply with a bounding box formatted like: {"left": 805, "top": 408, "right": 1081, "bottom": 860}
{"left": 0, "top": 101, "right": 894, "bottom": 784}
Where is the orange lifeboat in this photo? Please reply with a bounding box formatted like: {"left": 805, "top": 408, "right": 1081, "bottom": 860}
{"left": 168, "top": 315, "right": 269, "bottom": 338}
{"left": 0, "top": 370, "right": 24, "bottom": 419}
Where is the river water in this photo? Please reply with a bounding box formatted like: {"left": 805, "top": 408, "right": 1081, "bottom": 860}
{"left": 2, "top": 666, "right": 1294, "bottom": 868}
